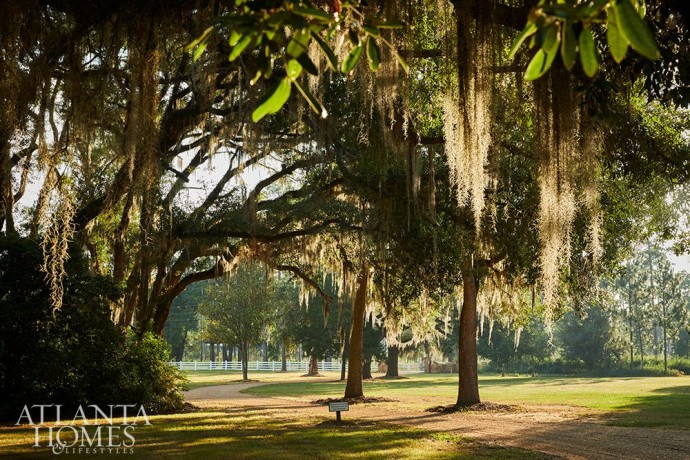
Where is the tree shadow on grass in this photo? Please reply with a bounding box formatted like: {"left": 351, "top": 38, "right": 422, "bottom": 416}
{"left": 0, "top": 409, "right": 551, "bottom": 459}
{"left": 603, "top": 385, "right": 690, "bottom": 430}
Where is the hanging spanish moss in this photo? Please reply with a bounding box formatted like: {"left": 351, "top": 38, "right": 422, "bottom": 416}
{"left": 442, "top": 2, "right": 498, "bottom": 230}
{"left": 41, "top": 188, "right": 76, "bottom": 313}
{"left": 534, "top": 68, "right": 580, "bottom": 307}
{"left": 580, "top": 121, "right": 603, "bottom": 267}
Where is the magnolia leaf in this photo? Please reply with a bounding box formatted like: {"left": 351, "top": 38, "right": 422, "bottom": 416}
{"left": 184, "top": 26, "right": 214, "bottom": 53}
{"left": 192, "top": 43, "right": 207, "bottom": 61}
{"left": 228, "top": 30, "right": 242, "bottom": 47}
{"left": 297, "top": 53, "right": 319, "bottom": 76}
{"left": 366, "top": 38, "right": 380, "bottom": 71}
{"left": 312, "top": 32, "right": 338, "bottom": 71}
{"left": 252, "top": 77, "right": 292, "bottom": 122}
{"left": 341, "top": 45, "right": 363, "bottom": 74}
{"left": 560, "top": 21, "right": 577, "bottom": 71}
{"left": 287, "top": 29, "right": 311, "bottom": 58}
{"left": 286, "top": 59, "right": 303, "bottom": 80}
{"left": 606, "top": 7, "right": 629, "bottom": 63}
{"left": 508, "top": 22, "right": 537, "bottom": 61}
{"left": 229, "top": 34, "right": 253, "bottom": 62}
{"left": 363, "top": 26, "right": 381, "bottom": 38}
{"left": 614, "top": 0, "right": 660, "bottom": 60}
{"left": 524, "top": 47, "right": 557, "bottom": 81}
{"left": 293, "top": 79, "right": 328, "bottom": 119}
{"left": 579, "top": 28, "right": 599, "bottom": 77}
{"left": 541, "top": 24, "right": 560, "bottom": 54}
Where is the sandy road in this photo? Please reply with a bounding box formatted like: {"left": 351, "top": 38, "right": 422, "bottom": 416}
{"left": 184, "top": 382, "right": 690, "bottom": 460}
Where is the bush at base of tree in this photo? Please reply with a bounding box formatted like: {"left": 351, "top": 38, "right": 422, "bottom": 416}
{"left": 0, "top": 236, "right": 185, "bottom": 422}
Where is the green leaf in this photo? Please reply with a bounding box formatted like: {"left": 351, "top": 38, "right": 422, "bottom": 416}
{"left": 579, "top": 28, "right": 599, "bottom": 78}
{"left": 252, "top": 77, "right": 292, "bottom": 122}
{"left": 541, "top": 4, "right": 577, "bottom": 20}
{"left": 524, "top": 47, "right": 557, "bottom": 81}
{"left": 229, "top": 34, "right": 253, "bottom": 62}
{"left": 508, "top": 22, "right": 537, "bottom": 61}
{"left": 228, "top": 30, "right": 242, "bottom": 47}
{"left": 524, "top": 24, "right": 559, "bottom": 80}
{"left": 286, "top": 59, "right": 303, "bottom": 80}
{"left": 192, "top": 42, "right": 207, "bottom": 61}
{"left": 614, "top": 0, "right": 660, "bottom": 60}
{"left": 293, "top": 79, "right": 328, "bottom": 119}
{"left": 341, "top": 45, "right": 363, "bottom": 74}
{"left": 541, "top": 24, "right": 559, "bottom": 54}
{"left": 297, "top": 53, "right": 319, "bottom": 76}
{"left": 286, "top": 29, "right": 311, "bottom": 58}
{"left": 366, "top": 38, "right": 380, "bottom": 71}
{"left": 250, "top": 70, "right": 263, "bottom": 86}
{"left": 348, "top": 29, "right": 360, "bottom": 46}
{"left": 184, "top": 26, "right": 214, "bottom": 53}
{"left": 312, "top": 32, "right": 338, "bottom": 71}
{"left": 362, "top": 26, "right": 381, "bottom": 38}
{"left": 560, "top": 21, "right": 577, "bottom": 71}
{"left": 606, "top": 6, "right": 629, "bottom": 63}
{"left": 293, "top": 6, "right": 332, "bottom": 21}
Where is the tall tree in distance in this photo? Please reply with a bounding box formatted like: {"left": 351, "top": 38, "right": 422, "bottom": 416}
{"left": 199, "top": 263, "right": 276, "bottom": 381}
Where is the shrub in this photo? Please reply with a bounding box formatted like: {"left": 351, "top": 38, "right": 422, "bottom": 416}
{"left": 0, "top": 236, "right": 185, "bottom": 421}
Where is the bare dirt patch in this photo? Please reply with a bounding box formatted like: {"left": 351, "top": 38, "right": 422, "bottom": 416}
{"left": 427, "top": 402, "right": 518, "bottom": 414}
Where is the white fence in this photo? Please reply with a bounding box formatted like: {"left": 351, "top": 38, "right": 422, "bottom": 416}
{"left": 168, "top": 360, "right": 423, "bottom": 372}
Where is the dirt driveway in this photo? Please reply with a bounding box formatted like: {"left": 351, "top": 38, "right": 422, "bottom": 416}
{"left": 185, "top": 382, "right": 690, "bottom": 460}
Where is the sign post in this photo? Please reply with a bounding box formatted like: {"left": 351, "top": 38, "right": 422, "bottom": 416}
{"left": 328, "top": 401, "right": 349, "bottom": 423}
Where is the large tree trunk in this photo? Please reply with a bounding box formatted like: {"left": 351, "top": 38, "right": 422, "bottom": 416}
{"left": 363, "top": 358, "right": 372, "bottom": 379}
{"left": 340, "top": 326, "right": 348, "bottom": 381}
{"left": 386, "top": 345, "right": 399, "bottom": 378}
{"left": 241, "top": 342, "right": 249, "bottom": 381}
{"left": 222, "top": 343, "right": 228, "bottom": 362}
{"left": 456, "top": 266, "right": 480, "bottom": 407}
{"left": 307, "top": 355, "right": 319, "bottom": 376}
{"left": 281, "top": 342, "right": 287, "bottom": 371}
{"left": 209, "top": 342, "right": 216, "bottom": 362}
{"left": 344, "top": 267, "right": 368, "bottom": 398}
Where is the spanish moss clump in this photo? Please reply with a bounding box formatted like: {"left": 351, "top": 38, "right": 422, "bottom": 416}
{"left": 41, "top": 191, "right": 76, "bottom": 313}
{"left": 580, "top": 122, "right": 603, "bottom": 267}
{"left": 534, "top": 69, "right": 580, "bottom": 307}
{"left": 442, "top": 2, "right": 498, "bottom": 230}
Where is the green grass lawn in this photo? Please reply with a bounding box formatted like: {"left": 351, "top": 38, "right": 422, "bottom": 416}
{"left": 0, "top": 411, "right": 550, "bottom": 459}
{"left": 4, "top": 373, "right": 687, "bottom": 458}
{"left": 243, "top": 373, "right": 690, "bottom": 430}
{"left": 183, "top": 370, "right": 344, "bottom": 390}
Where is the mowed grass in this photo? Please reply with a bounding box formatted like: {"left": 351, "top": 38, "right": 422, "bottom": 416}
{"left": 184, "top": 370, "right": 344, "bottom": 390}
{"left": 243, "top": 373, "right": 690, "bottom": 430}
{"left": 0, "top": 410, "right": 550, "bottom": 459}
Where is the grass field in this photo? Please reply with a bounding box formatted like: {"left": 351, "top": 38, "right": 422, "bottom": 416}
{"left": 3, "top": 372, "right": 689, "bottom": 458}
{"left": 0, "top": 410, "right": 549, "bottom": 459}
{"left": 183, "top": 370, "right": 344, "bottom": 390}
{"left": 240, "top": 372, "right": 690, "bottom": 430}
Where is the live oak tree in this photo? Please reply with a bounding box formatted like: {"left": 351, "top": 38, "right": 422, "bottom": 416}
{"left": 4, "top": 0, "right": 690, "bottom": 409}
{"left": 198, "top": 263, "right": 276, "bottom": 381}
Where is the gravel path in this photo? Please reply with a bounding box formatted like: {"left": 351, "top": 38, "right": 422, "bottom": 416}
{"left": 184, "top": 382, "right": 690, "bottom": 459}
